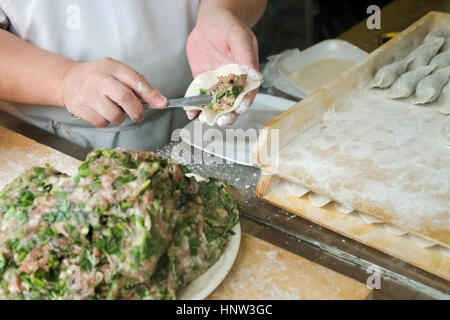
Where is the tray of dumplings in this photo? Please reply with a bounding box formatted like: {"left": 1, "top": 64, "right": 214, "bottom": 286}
{"left": 371, "top": 27, "right": 450, "bottom": 117}
{"left": 253, "top": 12, "right": 450, "bottom": 281}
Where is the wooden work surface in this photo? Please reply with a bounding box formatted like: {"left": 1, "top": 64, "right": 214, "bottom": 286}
{"left": 0, "top": 126, "right": 371, "bottom": 300}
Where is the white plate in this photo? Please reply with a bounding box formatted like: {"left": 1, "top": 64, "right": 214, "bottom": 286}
{"left": 271, "top": 40, "right": 368, "bottom": 99}
{"left": 177, "top": 222, "right": 241, "bottom": 300}
{"left": 180, "top": 93, "right": 296, "bottom": 166}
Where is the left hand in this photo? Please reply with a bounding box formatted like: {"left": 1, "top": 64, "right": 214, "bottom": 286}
{"left": 186, "top": 9, "right": 262, "bottom": 126}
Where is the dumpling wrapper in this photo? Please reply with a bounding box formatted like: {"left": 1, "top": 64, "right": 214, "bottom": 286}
{"left": 358, "top": 212, "right": 384, "bottom": 224}
{"left": 285, "top": 182, "right": 309, "bottom": 197}
{"left": 308, "top": 192, "right": 331, "bottom": 207}
{"left": 408, "top": 234, "right": 437, "bottom": 249}
{"left": 383, "top": 224, "right": 408, "bottom": 236}
{"left": 334, "top": 202, "right": 354, "bottom": 214}
{"left": 184, "top": 64, "right": 261, "bottom": 126}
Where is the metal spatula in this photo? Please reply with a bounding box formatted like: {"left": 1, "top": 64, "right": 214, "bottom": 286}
{"left": 144, "top": 95, "right": 213, "bottom": 109}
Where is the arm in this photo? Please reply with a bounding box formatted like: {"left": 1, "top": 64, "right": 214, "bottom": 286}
{"left": 0, "top": 29, "right": 167, "bottom": 127}
{"left": 186, "top": 0, "right": 267, "bottom": 125}
{"left": 0, "top": 28, "right": 74, "bottom": 107}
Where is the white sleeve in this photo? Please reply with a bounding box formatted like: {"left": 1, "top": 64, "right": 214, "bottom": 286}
{"left": 0, "top": 7, "right": 9, "bottom": 30}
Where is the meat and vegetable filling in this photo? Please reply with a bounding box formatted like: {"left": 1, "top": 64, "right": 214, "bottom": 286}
{"left": 199, "top": 73, "right": 247, "bottom": 113}
{"left": 0, "top": 149, "right": 239, "bottom": 300}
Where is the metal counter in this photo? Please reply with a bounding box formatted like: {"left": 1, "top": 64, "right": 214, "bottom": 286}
{"left": 1, "top": 0, "right": 449, "bottom": 299}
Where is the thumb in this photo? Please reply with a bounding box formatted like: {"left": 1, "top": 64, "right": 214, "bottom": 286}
{"left": 228, "top": 28, "right": 262, "bottom": 81}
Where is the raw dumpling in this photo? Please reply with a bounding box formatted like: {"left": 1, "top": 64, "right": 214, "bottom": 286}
{"left": 414, "top": 67, "right": 450, "bottom": 104}
{"left": 424, "top": 27, "right": 450, "bottom": 42}
{"left": 429, "top": 50, "right": 450, "bottom": 69}
{"left": 405, "top": 38, "right": 444, "bottom": 70}
{"left": 388, "top": 65, "right": 435, "bottom": 99}
{"left": 184, "top": 64, "right": 261, "bottom": 126}
{"left": 432, "top": 82, "right": 450, "bottom": 115}
{"left": 370, "top": 59, "right": 410, "bottom": 88}
{"left": 440, "top": 38, "right": 450, "bottom": 52}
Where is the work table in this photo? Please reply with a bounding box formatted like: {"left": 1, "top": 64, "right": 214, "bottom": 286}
{"left": 0, "top": 0, "right": 449, "bottom": 299}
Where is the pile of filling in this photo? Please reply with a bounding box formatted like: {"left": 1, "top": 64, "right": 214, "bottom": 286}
{"left": 0, "top": 149, "right": 239, "bottom": 300}
{"left": 200, "top": 73, "right": 247, "bottom": 113}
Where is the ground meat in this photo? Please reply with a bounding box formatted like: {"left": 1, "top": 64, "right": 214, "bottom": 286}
{"left": 18, "top": 247, "right": 50, "bottom": 274}
{"left": 201, "top": 73, "right": 247, "bottom": 113}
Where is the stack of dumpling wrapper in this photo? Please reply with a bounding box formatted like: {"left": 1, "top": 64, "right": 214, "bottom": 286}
{"left": 371, "top": 27, "right": 450, "bottom": 115}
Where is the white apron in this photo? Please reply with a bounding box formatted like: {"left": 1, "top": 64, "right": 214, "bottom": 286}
{"left": 0, "top": 0, "right": 198, "bottom": 150}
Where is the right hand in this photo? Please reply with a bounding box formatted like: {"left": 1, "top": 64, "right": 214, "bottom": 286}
{"left": 61, "top": 57, "right": 168, "bottom": 127}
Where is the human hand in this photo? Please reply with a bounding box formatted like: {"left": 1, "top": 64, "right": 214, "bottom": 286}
{"left": 186, "top": 9, "right": 262, "bottom": 126}
{"left": 61, "top": 57, "right": 167, "bottom": 127}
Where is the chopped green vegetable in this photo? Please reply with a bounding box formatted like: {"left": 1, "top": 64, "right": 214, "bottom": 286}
{"left": 0, "top": 254, "right": 6, "bottom": 271}
{"left": 78, "top": 161, "right": 90, "bottom": 177}
{"left": 89, "top": 180, "right": 102, "bottom": 190}
{"left": 113, "top": 175, "right": 137, "bottom": 189}
{"left": 140, "top": 180, "right": 151, "bottom": 191}
{"left": 232, "top": 85, "right": 243, "bottom": 97}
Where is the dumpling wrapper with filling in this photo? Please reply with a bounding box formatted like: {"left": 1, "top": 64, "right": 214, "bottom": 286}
{"left": 440, "top": 38, "right": 450, "bottom": 52}
{"left": 424, "top": 27, "right": 450, "bottom": 42}
{"left": 405, "top": 38, "right": 444, "bottom": 70}
{"left": 184, "top": 64, "right": 261, "bottom": 126}
{"left": 413, "top": 66, "right": 450, "bottom": 104}
{"left": 429, "top": 50, "right": 450, "bottom": 69}
{"left": 388, "top": 65, "right": 435, "bottom": 99}
{"left": 370, "top": 58, "right": 411, "bottom": 89}
{"left": 432, "top": 81, "right": 450, "bottom": 115}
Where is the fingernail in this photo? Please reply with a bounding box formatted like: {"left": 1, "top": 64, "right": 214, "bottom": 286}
{"left": 235, "top": 98, "right": 251, "bottom": 114}
{"left": 241, "top": 65, "right": 263, "bottom": 81}
{"left": 134, "top": 114, "right": 144, "bottom": 122}
{"left": 155, "top": 95, "right": 168, "bottom": 109}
